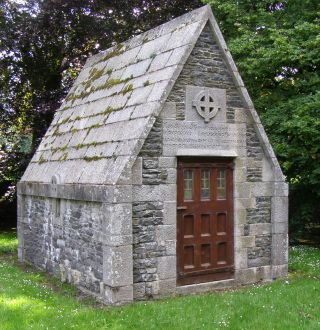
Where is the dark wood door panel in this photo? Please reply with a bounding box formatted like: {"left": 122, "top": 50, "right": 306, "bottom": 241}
{"left": 177, "top": 157, "right": 234, "bottom": 286}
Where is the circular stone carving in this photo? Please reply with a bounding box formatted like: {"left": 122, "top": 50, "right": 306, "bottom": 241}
{"left": 192, "top": 90, "right": 221, "bottom": 123}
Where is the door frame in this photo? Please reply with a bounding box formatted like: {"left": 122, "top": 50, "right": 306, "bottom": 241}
{"left": 176, "top": 156, "right": 235, "bottom": 286}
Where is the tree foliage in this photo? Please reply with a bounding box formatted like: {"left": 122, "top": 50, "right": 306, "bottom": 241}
{"left": 0, "top": 0, "right": 201, "bottom": 225}
{"left": 204, "top": 0, "right": 320, "bottom": 238}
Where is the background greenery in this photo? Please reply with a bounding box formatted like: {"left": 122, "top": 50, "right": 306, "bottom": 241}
{"left": 1, "top": 0, "right": 319, "bottom": 240}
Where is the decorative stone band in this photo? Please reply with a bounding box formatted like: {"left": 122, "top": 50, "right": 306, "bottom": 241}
{"left": 17, "top": 181, "right": 131, "bottom": 203}
{"left": 176, "top": 149, "right": 237, "bottom": 157}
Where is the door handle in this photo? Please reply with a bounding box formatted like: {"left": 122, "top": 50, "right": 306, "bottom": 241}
{"left": 177, "top": 206, "right": 187, "bottom": 211}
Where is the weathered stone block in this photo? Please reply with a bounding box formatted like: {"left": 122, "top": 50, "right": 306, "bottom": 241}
{"left": 273, "top": 221, "right": 288, "bottom": 235}
{"left": 234, "top": 167, "right": 246, "bottom": 183}
{"left": 163, "top": 201, "right": 176, "bottom": 225}
{"left": 234, "top": 182, "right": 253, "bottom": 199}
{"left": 274, "top": 182, "right": 289, "bottom": 197}
{"left": 165, "top": 168, "right": 177, "bottom": 184}
{"left": 156, "top": 225, "right": 176, "bottom": 245}
{"left": 272, "top": 234, "right": 288, "bottom": 265}
{"left": 271, "top": 196, "right": 288, "bottom": 224}
{"left": 157, "top": 256, "right": 176, "bottom": 280}
{"left": 248, "top": 257, "right": 270, "bottom": 268}
{"left": 239, "top": 236, "right": 256, "bottom": 248}
{"left": 158, "top": 279, "right": 176, "bottom": 297}
{"left": 233, "top": 207, "right": 247, "bottom": 225}
{"left": 249, "top": 223, "right": 272, "bottom": 236}
{"left": 160, "top": 102, "right": 176, "bottom": 119}
{"left": 234, "top": 224, "right": 244, "bottom": 237}
{"left": 132, "top": 184, "right": 176, "bottom": 202}
{"left": 234, "top": 247, "right": 248, "bottom": 269}
{"left": 165, "top": 240, "right": 176, "bottom": 256}
{"left": 252, "top": 182, "right": 274, "bottom": 197}
{"left": 185, "top": 85, "right": 226, "bottom": 123}
{"left": 113, "top": 185, "right": 132, "bottom": 203}
{"left": 272, "top": 264, "right": 288, "bottom": 279}
{"left": 103, "top": 245, "right": 133, "bottom": 287}
{"left": 158, "top": 157, "right": 176, "bottom": 168}
{"left": 104, "top": 284, "right": 133, "bottom": 304}
{"left": 103, "top": 203, "right": 132, "bottom": 245}
{"left": 235, "top": 268, "right": 257, "bottom": 285}
{"left": 256, "top": 265, "right": 272, "bottom": 281}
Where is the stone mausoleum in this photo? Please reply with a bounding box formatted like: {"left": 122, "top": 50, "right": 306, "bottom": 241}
{"left": 17, "top": 5, "right": 288, "bottom": 304}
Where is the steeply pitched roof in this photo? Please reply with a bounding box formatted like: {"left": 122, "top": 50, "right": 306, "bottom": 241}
{"left": 21, "top": 5, "right": 284, "bottom": 185}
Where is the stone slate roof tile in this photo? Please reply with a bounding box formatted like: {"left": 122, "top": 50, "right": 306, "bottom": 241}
{"left": 21, "top": 5, "right": 285, "bottom": 184}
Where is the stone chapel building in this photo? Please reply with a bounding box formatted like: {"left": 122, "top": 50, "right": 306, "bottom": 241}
{"left": 17, "top": 5, "right": 288, "bottom": 304}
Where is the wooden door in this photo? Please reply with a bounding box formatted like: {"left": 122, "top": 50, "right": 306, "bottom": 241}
{"left": 177, "top": 157, "right": 234, "bottom": 286}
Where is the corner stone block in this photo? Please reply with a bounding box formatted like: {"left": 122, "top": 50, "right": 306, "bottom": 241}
{"left": 165, "top": 168, "right": 177, "bottom": 184}
{"left": 132, "top": 184, "right": 176, "bottom": 202}
{"left": 158, "top": 279, "right": 176, "bottom": 297}
{"left": 165, "top": 240, "right": 176, "bottom": 256}
{"left": 272, "top": 234, "right": 288, "bottom": 265}
{"left": 159, "top": 157, "right": 177, "bottom": 168}
{"left": 271, "top": 196, "right": 288, "bottom": 224}
{"left": 113, "top": 185, "right": 132, "bottom": 203}
{"left": 17, "top": 220, "right": 25, "bottom": 262}
{"left": 163, "top": 201, "right": 176, "bottom": 225}
{"left": 256, "top": 265, "right": 272, "bottom": 282}
{"left": 234, "top": 247, "right": 248, "bottom": 269}
{"left": 272, "top": 264, "right": 288, "bottom": 279}
{"left": 274, "top": 182, "right": 289, "bottom": 197}
{"left": 234, "top": 197, "right": 256, "bottom": 210}
{"left": 234, "top": 224, "right": 244, "bottom": 237}
{"left": 248, "top": 257, "right": 271, "bottom": 268}
{"left": 156, "top": 225, "right": 176, "bottom": 246}
{"left": 249, "top": 223, "right": 272, "bottom": 236}
{"left": 234, "top": 182, "right": 253, "bottom": 199}
{"left": 239, "top": 236, "right": 256, "bottom": 248}
{"left": 103, "top": 284, "right": 133, "bottom": 305}
{"left": 157, "top": 256, "right": 176, "bottom": 280}
{"left": 233, "top": 206, "right": 247, "bottom": 225}
{"left": 252, "top": 182, "right": 274, "bottom": 197}
{"left": 235, "top": 268, "right": 257, "bottom": 285}
{"left": 273, "top": 221, "right": 288, "bottom": 235}
{"left": 234, "top": 167, "right": 246, "bottom": 183}
{"left": 103, "top": 203, "right": 132, "bottom": 245}
{"left": 103, "top": 245, "right": 133, "bottom": 287}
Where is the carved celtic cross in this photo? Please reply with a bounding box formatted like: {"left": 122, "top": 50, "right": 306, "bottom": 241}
{"left": 192, "top": 90, "right": 221, "bottom": 123}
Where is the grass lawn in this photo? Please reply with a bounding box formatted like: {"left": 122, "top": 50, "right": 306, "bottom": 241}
{"left": 0, "top": 232, "right": 319, "bottom": 330}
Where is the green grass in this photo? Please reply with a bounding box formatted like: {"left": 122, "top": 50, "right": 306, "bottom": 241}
{"left": 0, "top": 231, "right": 18, "bottom": 253}
{"left": 0, "top": 232, "right": 319, "bottom": 330}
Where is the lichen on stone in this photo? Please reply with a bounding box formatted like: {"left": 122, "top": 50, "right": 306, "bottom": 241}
{"left": 121, "top": 84, "right": 133, "bottom": 95}
{"left": 84, "top": 155, "right": 104, "bottom": 162}
{"left": 97, "top": 43, "right": 124, "bottom": 64}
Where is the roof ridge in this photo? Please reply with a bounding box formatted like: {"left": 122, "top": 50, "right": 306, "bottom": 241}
{"left": 85, "top": 5, "right": 210, "bottom": 68}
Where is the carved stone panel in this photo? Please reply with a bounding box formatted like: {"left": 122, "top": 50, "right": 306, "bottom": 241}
{"left": 186, "top": 86, "right": 226, "bottom": 123}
